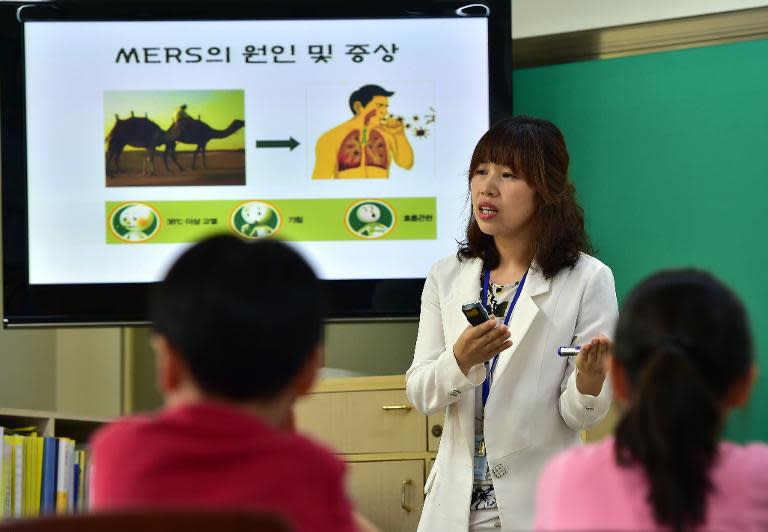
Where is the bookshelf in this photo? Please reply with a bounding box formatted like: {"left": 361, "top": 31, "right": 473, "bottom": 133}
{"left": 0, "top": 408, "right": 108, "bottom": 519}
{"left": 0, "top": 408, "right": 108, "bottom": 444}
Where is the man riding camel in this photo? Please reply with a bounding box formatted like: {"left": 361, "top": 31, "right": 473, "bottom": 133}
{"left": 173, "top": 104, "right": 191, "bottom": 126}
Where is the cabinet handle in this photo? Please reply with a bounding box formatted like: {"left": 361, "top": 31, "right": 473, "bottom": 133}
{"left": 401, "top": 479, "right": 412, "bottom": 512}
{"left": 381, "top": 404, "right": 412, "bottom": 411}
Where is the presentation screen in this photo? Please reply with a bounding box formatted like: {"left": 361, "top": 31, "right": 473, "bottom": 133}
{"left": 1, "top": 1, "right": 512, "bottom": 325}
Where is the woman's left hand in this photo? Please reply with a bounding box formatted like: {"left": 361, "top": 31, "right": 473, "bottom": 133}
{"left": 574, "top": 335, "right": 611, "bottom": 396}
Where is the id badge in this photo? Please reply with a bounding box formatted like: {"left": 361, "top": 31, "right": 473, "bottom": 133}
{"left": 473, "top": 435, "right": 487, "bottom": 482}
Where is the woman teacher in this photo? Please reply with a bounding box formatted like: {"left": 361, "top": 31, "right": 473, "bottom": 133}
{"left": 406, "top": 116, "right": 618, "bottom": 530}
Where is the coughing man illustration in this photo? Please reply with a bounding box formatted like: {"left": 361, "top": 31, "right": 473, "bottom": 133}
{"left": 312, "top": 84, "right": 414, "bottom": 179}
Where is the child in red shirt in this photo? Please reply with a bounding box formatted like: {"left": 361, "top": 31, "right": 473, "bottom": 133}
{"left": 90, "top": 235, "right": 359, "bottom": 532}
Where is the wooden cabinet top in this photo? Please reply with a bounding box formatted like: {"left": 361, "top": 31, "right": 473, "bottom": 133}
{"left": 309, "top": 375, "right": 405, "bottom": 394}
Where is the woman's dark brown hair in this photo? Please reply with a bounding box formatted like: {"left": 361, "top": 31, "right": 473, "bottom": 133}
{"left": 457, "top": 115, "right": 590, "bottom": 278}
{"left": 613, "top": 269, "right": 753, "bottom": 531}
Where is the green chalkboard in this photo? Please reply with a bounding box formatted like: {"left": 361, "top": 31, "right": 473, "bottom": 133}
{"left": 514, "top": 38, "right": 768, "bottom": 442}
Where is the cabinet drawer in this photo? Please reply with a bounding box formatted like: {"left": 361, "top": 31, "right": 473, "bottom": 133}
{"left": 346, "top": 460, "right": 425, "bottom": 532}
{"left": 295, "top": 389, "right": 425, "bottom": 454}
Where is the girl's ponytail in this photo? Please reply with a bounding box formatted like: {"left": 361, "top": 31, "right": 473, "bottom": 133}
{"left": 615, "top": 339, "right": 720, "bottom": 530}
{"left": 613, "top": 269, "right": 753, "bottom": 531}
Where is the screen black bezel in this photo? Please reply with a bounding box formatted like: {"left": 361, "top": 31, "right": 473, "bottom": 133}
{"left": 1, "top": 0, "right": 511, "bottom": 327}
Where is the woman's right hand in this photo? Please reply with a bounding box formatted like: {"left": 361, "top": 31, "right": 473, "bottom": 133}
{"left": 453, "top": 318, "right": 513, "bottom": 376}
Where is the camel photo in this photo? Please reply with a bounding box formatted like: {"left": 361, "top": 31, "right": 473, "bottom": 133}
{"left": 104, "top": 90, "right": 246, "bottom": 187}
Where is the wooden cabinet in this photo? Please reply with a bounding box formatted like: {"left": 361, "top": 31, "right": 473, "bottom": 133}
{"left": 295, "top": 376, "right": 435, "bottom": 532}
{"left": 346, "top": 460, "right": 424, "bottom": 532}
{"left": 295, "top": 389, "right": 425, "bottom": 454}
{"left": 295, "top": 376, "right": 622, "bottom": 531}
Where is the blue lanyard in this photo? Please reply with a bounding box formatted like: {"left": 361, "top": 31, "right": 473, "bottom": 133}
{"left": 481, "top": 269, "right": 528, "bottom": 407}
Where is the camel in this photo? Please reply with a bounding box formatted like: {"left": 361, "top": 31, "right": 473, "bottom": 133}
{"left": 167, "top": 118, "right": 245, "bottom": 170}
{"left": 105, "top": 115, "right": 182, "bottom": 176}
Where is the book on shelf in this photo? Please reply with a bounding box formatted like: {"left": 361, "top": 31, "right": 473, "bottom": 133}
{"left": 40, "top": 437, "right": 58, "bottom": 515}
{"left": 34, "top": 436, "right": 43, "bottom": 515}
{"left": 13, "top": 435, "right": 23, "bottom": 518}
{"left": 76, "top": 450, "right": 88, "bottom": 513}
{"left": 2, "top": 435, "right": 11, "bottom": 517}
{"left": 24, "top": 434, "right": 42, "bottom": 517}
{"left": 0, "top": 426, "right": 91, "bottom": 521}
{"left": 0, "top": 428, "right": 4, "bottom": 514}
{"left": 55, "top": 437, "right": 71, "bottom": 514}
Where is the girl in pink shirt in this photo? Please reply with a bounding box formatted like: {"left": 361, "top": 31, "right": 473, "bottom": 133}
{"left": 535, "top": 269, "right": 768, "bottom": 531}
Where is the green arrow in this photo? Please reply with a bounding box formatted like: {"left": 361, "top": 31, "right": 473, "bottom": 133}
{"left": 255, "top": 137, "right": 300, "bottom": 151}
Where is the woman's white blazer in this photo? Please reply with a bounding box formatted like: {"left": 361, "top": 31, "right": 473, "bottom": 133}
{"left": 406, "top": 253, "right": 618, "bottom": 531}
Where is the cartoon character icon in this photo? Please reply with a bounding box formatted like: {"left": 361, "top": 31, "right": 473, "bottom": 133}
{"left": 345, "top": 200, "right": 395, "bottom": 239}
{"left": 111, "top": 203, "right": 159, "bottom": 242}
{"left": 355, "top": 204, "right": 389, "bottom": 237}
{"left": 233, "top": 201, "right": 280, "bottom": 239}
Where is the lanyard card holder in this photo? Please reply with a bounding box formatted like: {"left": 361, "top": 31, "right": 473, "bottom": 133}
{"left": 473, "top": 435, "right": 488, "bottom": 482}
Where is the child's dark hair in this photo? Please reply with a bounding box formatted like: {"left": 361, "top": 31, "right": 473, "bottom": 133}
{"left": 613, "top": 269, "right": 753, "bottom": 531}
{"left": 149, "top": 234, "right": 325, "bottom": 401}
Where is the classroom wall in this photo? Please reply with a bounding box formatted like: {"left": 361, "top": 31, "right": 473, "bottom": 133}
{"left": 0, "top": 320, "right": 121, "bottom": 416}
{"left": 126, "top": 322, "right": 418, "bottom": 413}
{"left": 324, "top": 322, "right": 418, "bottom": 376}
{"left": 512, "top": 0, "right": 768, "bottom": 38}
{"left": 0, "top": 327, "right": 56, "bottom": 411}
{"left": 55, "top": 328, "right": 121, "bottom": 417}
{"left": 513, "top": 38, "right": 768, "bottom": 442}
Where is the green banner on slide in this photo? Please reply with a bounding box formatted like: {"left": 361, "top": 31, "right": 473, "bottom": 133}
{"left": 106, "top": 197, "right": 436, "bottom": 243}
